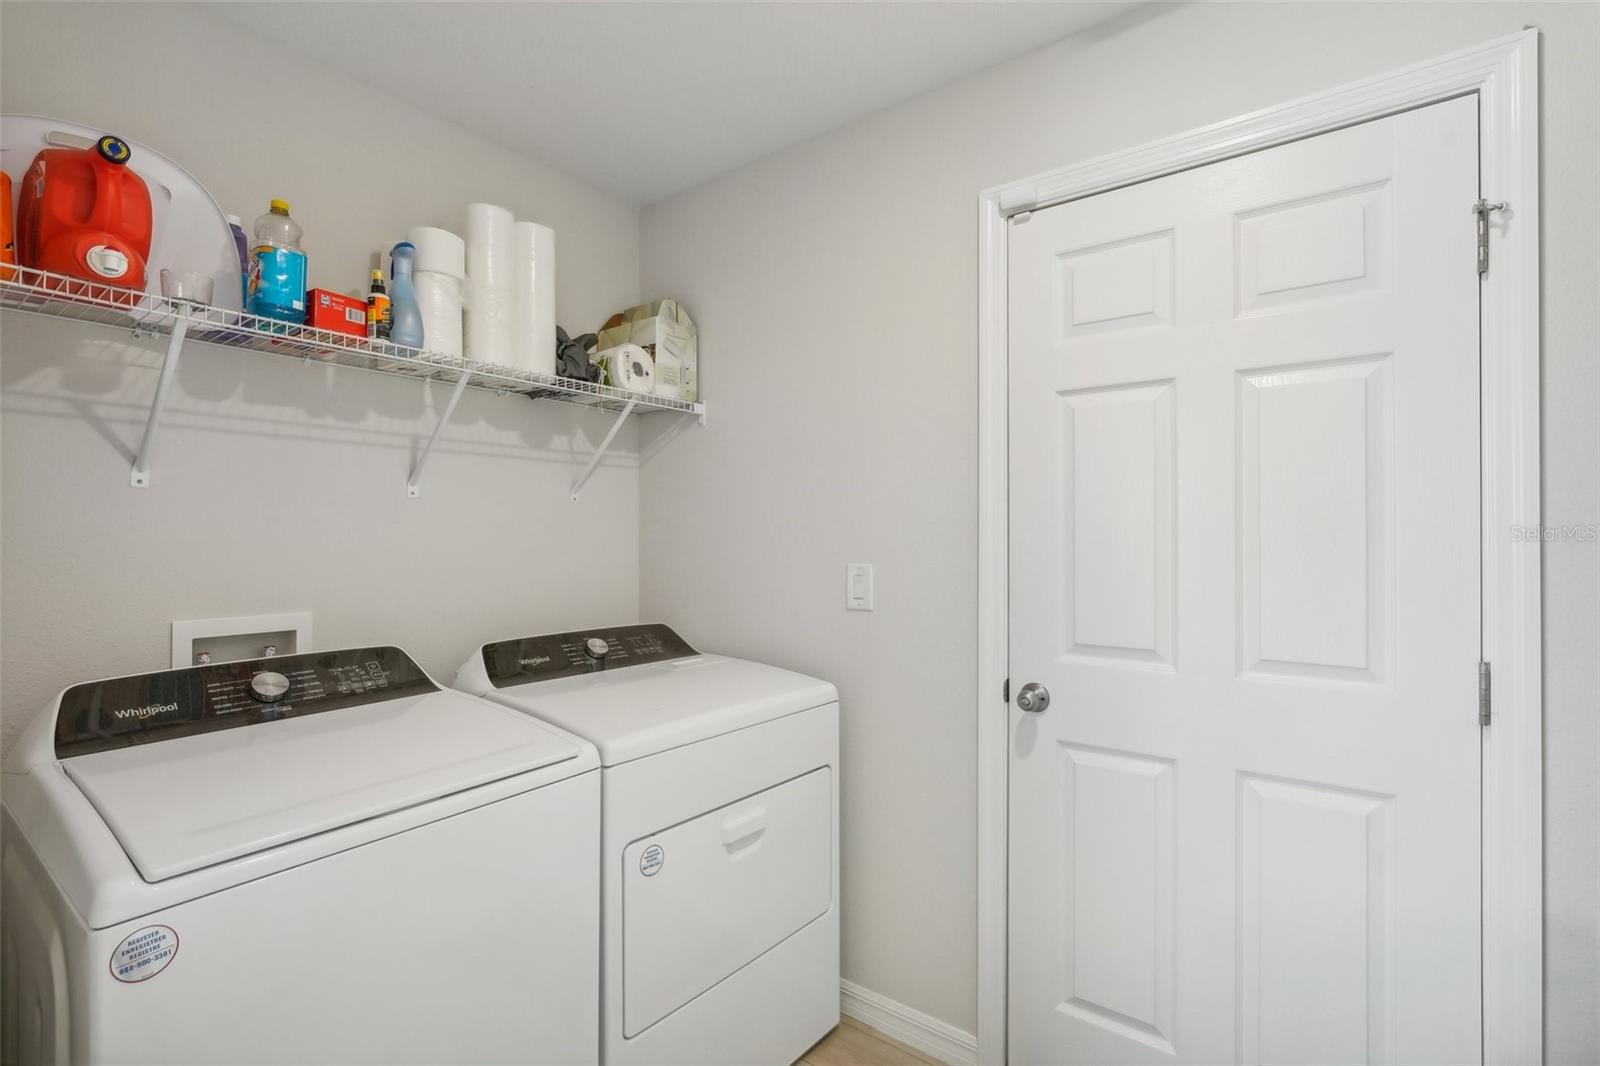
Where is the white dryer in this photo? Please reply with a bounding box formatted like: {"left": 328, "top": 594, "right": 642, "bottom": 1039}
{"left": 2, "top": 645, "right": 602, "bottom": 1066}
{"left": 456, "top": 625, "right": 839, "bottom": 1066}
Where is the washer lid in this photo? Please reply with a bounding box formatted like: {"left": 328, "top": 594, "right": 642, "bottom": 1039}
{"left": 58, "top": 649, "right": 586, "bottom": 883}
{"left": 483, "top": 646, "right": 837, "bottom": 766}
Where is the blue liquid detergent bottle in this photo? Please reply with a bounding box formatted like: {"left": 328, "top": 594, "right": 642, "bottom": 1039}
{"left": 387, "top": 241, "right": 424, "bottom": 349}
{"left": 247, "top": 199, "right": 308, "bottom": 322}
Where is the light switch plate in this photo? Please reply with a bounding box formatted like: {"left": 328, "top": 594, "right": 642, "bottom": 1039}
{"left": 846, "top": 563, "right": 875, "bottom": 611}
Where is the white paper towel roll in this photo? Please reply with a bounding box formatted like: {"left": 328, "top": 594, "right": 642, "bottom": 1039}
{"left": 465, "top": 203, "right": 514, "bottom": 363}
{"left": 511, "top": 221, "right": 556, "bottom": 376}
{"left": 415, "top": 271, "right": 464, "bottom": 360}
{"left": 467, "top": 289, "right": 513, "bottom": 366}
{"left": 597, "top": 343, "right": 655, "bottom": 394}
{"left": 406, "top": 227, "right": 465, "bottom": 279}
{"left": 465, "top": 204, "right": 514, "bottom": 288}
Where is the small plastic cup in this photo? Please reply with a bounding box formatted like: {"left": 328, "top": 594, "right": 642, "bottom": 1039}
{"left": 160, "top": 269, "right": 214, "bottom": 307}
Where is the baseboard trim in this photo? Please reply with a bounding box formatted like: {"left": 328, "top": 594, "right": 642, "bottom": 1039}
{"left": 839, "top": 979, "right": 980, "bottom": 1066}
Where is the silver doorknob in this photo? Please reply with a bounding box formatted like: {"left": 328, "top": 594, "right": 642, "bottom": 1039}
{"left": 1016, "top": 682, "right": 1050, "bottom": 713}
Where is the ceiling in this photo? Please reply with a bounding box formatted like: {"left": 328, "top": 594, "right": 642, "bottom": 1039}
{"left": 211, "top": 3, "right": 1131, "bottom": 205}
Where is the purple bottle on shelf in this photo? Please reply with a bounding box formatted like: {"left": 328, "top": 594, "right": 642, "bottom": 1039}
{"left": 225, "top": 213, "right": 248, "bottom": 307}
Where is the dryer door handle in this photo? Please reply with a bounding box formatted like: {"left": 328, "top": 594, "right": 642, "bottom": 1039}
{"left": 721, "top": 807, "right": 768, "bottom": 849}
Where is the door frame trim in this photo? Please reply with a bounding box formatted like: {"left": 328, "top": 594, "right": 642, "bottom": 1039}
{"left": 975, "top": 30, "right": 1541, "bottom": 1065}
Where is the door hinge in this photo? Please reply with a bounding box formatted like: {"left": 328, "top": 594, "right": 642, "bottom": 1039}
{"left": 1002, "top": 677, "right": 1010, "bottom": 704}
{"left": 1009, "top": 211, "right": 1033, "bottom": 226}
{"left": 1474, "top": 199, "right": 1506, "bottom": 276}
{"left": 1478, "top": 661, "right": 1492, "bottom": 727}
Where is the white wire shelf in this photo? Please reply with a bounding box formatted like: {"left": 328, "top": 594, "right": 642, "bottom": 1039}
{"left": 0, "top": 264, "right": 703, "bottom": 417}
{"left": 0, "top": 264, "right": 703, "bottom": 498}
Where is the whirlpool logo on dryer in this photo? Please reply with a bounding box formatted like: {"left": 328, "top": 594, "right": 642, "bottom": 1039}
{"left": 111, "top": 701, "right": 180, "bottom": 722}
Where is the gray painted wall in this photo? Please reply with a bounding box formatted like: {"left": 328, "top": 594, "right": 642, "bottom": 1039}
{"left": 0, "top": 2, "right": 644, "bottom": 747}
{"left": 638, "top": 3, "right": 1599, "bottom": 1057}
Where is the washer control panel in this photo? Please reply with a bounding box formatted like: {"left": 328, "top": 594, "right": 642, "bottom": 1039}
{"left": 54, "top": 647, "right": 437, "bottom": 758}
{"left": 482, "top": 624, "right": 697, "bottom": 688}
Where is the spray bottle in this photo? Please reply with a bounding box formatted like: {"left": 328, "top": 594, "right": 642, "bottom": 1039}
{"left": 388, "top": 241, "right": 424, "bottom": 349}
{"left": 366, "top": 268, "right": 390, "bottom": 340}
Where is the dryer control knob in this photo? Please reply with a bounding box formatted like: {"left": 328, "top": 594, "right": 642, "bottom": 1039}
{"left": 584, "top": 637, "right": 611, "bottom": 660}
{"left": 249, "top": 670, "right": 291, "bottom": 703}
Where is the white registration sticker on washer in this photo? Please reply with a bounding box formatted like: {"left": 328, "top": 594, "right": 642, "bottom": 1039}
{"left": 109, "top": 925, "right": 179, "bottom": 983}
{"left": 639, "top": 844, "right": 665, "bottom": 877}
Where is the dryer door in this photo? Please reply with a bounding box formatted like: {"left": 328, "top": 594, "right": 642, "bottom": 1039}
{"left": 622, "top": 767, "right": 832, "bottom": 1037}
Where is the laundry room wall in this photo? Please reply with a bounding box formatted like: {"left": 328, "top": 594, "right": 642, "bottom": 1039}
{"left": 637, "top": 2, "right": 1600, "bottom": 1057}
{"left": 0, "top": 3, "right": 642, "bottom": 750}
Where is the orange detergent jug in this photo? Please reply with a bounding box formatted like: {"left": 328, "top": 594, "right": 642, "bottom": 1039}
{"left": 0, "top": 171, "right": 15, "bottom": 281}
{"left": 17, "top": 134, "right": 151, "bottom": 292}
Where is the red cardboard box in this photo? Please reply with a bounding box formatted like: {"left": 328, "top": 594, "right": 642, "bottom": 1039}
{"left": 304, "top": 288, "right": 367, "bottom": 337}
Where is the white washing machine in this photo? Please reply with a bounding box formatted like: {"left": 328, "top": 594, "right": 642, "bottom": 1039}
{"left": 2, "top": 644, "right": 602, "bottom": 1066}
{"left": 455, "top": 624, "right": 839, "bottom": 1066}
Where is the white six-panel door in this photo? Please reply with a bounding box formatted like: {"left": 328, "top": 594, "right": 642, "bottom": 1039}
{"left": 1007, "top": 96, "right": 1481, "bottom": 1065}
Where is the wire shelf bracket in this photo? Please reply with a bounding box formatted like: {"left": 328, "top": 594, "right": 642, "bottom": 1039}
{"left": 128, "top": 309, "right": 190, "bottom": 488}
{"left": 0, "top": 266, "right": 706, "bottom": 495}
{"left": 570, "top": 396, "right": 637, "bottom": 502}
{"left": 406, "top": 368, "right": 474, "bottom": 499}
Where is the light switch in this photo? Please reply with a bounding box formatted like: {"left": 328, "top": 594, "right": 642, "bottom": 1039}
{"left": 846, "top": 563, "right": 875, "bottom": 611}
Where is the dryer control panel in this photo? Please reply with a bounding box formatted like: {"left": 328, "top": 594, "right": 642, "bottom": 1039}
{"left": 54, "top": 646, "right": 437, "bottom": 758}
{"left": 482, "top": 624, "right": 697, "bottom": 688}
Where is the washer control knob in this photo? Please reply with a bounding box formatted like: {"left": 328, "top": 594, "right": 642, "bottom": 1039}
{"left": 249, "top": 670, "right": 291, "bottom": 703}
{"left": 584, "top": 637, "right": 611, "bottom": 660}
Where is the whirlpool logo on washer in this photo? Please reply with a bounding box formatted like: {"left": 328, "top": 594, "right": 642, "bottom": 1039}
{"left": 519, "top": 656, "right": 553, "bottom": 668}
{"left": 111, "top": 701, "right": 180, "bottom": 723}
{"left": 639, "top": 844, "right": 665, "bottom": 877}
